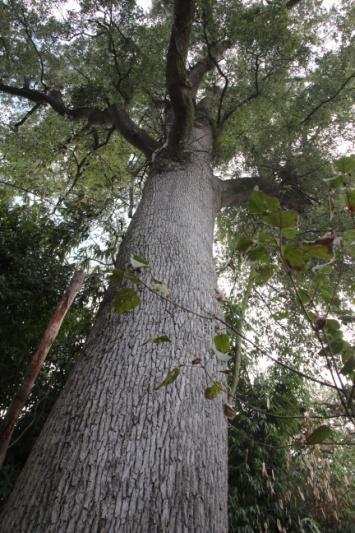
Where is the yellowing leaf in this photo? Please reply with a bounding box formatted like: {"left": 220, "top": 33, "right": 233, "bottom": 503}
{"left": 204, "top": 382, "right": 222, "bottom": 399}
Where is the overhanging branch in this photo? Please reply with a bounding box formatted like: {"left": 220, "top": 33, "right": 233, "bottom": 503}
{"left": 220, "top": 177, "right": 313, "bottom": 211}
{"left": 108, "top": 104, "right": 159, "bottom": 156}
{"left": 0, "top": 83, "right": 158, "bottom": 157}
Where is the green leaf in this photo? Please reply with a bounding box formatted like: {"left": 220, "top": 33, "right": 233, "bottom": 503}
{"left": 282, "top": 244, "right": 308, "bottom": 271}
{"left": 253, "top": 265, "right": 275, "bottom": 285}
{"left": 301, "top": 243, "right": 333, "bottom": 260}
{"left": 328, "top": 337, "right": 345, "bottom": 355}
{"left": 248, "top": 190, "right": 280, "bottom": 213}
{"left": 213, "top": 334, "right": 231, "bottom": 362}
{"left": 342, "top": 229, "right": 355, "bottom": 240}
{"left": 143, "top": 335, "right": 171, "bottom": 345}
{"left": 306, "top": 425, "right": 332, "bottom": 445}
{"left": 155, "top": 367, "right": 180, "bottom": 390}
{"left": 281, "top": 227, "right": 298, "bottom": 239}
{"left": 347, "top": 190, "right": 355, "bottom": 211}
{"left": 258, "top": 231, "right": 277, "bottom": 245}
{"left": 341, "top": 354, "right": 355, "bottom": 375}
{"left": 111, "top": 269, "right": 140, "bottom": 285}
{"left": 112, "top": 288, "right": 141, "bottom": 314}
{"left": 324, "top": 319, "right": 341, "bottom": 334}
{"left": 236, "top": 237, "right": 254, "bottom": 253}
{"left": 204, "top": 382, "right": 222, "bottom": 400}
{"left": 262, "top": 209, "right": 297, "bottom": 229}
{"left": 130, "top": 254, "right": 150, "bottom": 269}
{"left": 213, "top": 334, "right": 230, "bottom": 353}
{"left": 334, "top": 155, "right": 355, "bottom": 174}
{"left": 246, "top": 245, "right": 270, "bottom": 263}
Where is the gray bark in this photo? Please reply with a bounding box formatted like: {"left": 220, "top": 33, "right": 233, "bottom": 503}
{"left": 0, "top": 121, "right": 228, "bottom": 533}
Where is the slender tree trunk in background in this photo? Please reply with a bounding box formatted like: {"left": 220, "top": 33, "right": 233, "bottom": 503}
{"left": 0, "top": 122, "right": 229, "bottom": 532}
{"left": 0, "top": 271, "right": 85, "bottom": 470}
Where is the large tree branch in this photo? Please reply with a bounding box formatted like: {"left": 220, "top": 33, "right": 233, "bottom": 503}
{"left": 188, "top": 40, "right": 230, "bottom": 94}
{"left": 166, "top": 0, "right": 195, "bottom": 156}
{"left": 107, "top": 105, "right": 159, "bottom": 156}
{"left": 0, "top": 83, "right": 158, "bottom": 157}
{"left": 0, "top": 83, "right": 67, "bottom": 115}
{"left": 220, "top": 177, "right": 312, "bottom": 211}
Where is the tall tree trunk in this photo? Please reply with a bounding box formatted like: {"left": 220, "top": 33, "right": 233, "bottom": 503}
{"left": 0, "top": 122, "right": 228, "bottom": 532}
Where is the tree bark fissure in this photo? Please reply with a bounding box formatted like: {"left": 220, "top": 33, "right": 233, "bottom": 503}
{"left": 0, "top": 123, "right": 228, "bottom": 533}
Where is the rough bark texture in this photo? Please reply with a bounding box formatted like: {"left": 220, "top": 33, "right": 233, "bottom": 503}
{"left": 0, "top": 121, "right": 228, "bottom": 533}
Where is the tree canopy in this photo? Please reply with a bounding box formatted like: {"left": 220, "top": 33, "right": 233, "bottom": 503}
{"left": 0, "top": 0, "right": 354, "bottom": 530}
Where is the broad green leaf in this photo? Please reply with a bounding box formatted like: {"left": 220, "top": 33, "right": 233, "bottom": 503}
{"left": 328, "top": 337, "right": 345, "bottom": 355}
{"left": 334, "top": 155, "right": 355, "bottom": 174}
{"left": 246, "top": 245, "right": 270, "bottom": 263}
{"left": 236, "top": 237, "right": 254, "bottom": 253}
{"left": 248, "top": 190, "right": 280, "bottom": 213}
{"left": 143, "top": 335, "right": 171, "bottom": 345}
{"left": 213, "top": 334, "right": 230, "bottom": 353}
{"left": 324, "top": 319, "right": 341, "bottom": 334}
{"left": 258, "top": 231, "right": 277, "bottom": 245}
{"left": 130, "top": 254, "right": 150, "bottom": 269}
{"left": 341, "top": 354, "right": 355, "bottom": 375}
{"left": 155, "top": 367, "right": 180, "bottom": 390}
{"left": 281, "top": 227, "right": 298, "bottom": 239}
{"left": 204, "top": 382, "right": 222, "bottom": 399}
{"left": 282, "top": 244, "right": 308, "bottom": 271}
{"left": 112, "top": 288, "right": 141, "bottom": 314}
{"left": 262, "top": 209, "right": 297, "bottom": 229}
{"left": 253, "top": 265, "right": 275, "bottom": 285}
{"left": 301, "top": 243, "right": 333, "bottom": 260}
{"left": 306, "top": 425, "right": 332, "bottom": 445}
{"left": 111, "top": 269, "right": 140, "bottom": 285}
